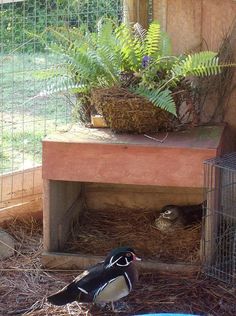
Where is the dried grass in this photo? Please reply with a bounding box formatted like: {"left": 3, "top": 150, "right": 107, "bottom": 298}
{"left": 66, "top": 208, "right": 201, "bottom": 264}
{"left": 0, "top": 217, "right": 236, "bottom": 316}
{"left": 91, "top": 87, "right": 175, "bottom": 134}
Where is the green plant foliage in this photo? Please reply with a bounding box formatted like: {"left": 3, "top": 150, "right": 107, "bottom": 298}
{"left": 37, "top": 19, "right": 233, "bottom": 117}
{"left": 144, "top": 21, "right": 161, "bottom": 57}
{"left": 171, "top": 51, "right": 221, "bottom": 78}
{"left": 39, "top": 21, "right": 122, "bottom": 94}
{"left": 115, "top": 23, "right": 142, "bottom": 71}
{"left": 134, "top": 86, "right": 176, "bottom": 115}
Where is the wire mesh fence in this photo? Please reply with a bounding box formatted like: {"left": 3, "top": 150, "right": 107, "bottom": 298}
{"left": 202, "top": 153, "right": 236, "bottom": 286}
{"left": 0, "top": 0, "right": 125, "bottom": 207}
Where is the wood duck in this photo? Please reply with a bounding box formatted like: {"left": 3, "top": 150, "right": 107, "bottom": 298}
{"left": 154, "top": 202, "right": 203, "bottom": 233}
{"left": 47, "top": 247, "right": 141, "bottom": 311}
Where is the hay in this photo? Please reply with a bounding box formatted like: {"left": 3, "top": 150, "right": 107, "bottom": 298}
{"left": 1, "top": 217, "right": 236, "bottom": 316}
{"left": 0, "top": 218, "right": 88, "bottom": 316}
{"left": 91, "top": 87, "right": 175, "bottom": 134}
{"left": 65, "top": 208, "right": 201, "bottom": 264}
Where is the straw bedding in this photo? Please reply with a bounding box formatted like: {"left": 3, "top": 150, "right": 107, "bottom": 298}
{"left": 65, "top": 208, "right": 201, "bottom": 264}
{"left": 1, "top": 217, "right": 236, "bottom": 316}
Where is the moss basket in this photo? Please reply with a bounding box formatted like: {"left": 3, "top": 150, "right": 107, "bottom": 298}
{"left": 91, "top": 87, "right": 175, "bottom": 134}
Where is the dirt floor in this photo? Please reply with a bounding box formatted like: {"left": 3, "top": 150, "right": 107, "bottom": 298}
{"left": 0, "top": 217, "right": 236, "bottom": 316}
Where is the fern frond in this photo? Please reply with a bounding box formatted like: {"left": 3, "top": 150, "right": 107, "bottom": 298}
{"left": 45, "top": 26, "right": 87, "bottom": 53}
{"left": 97, "top": 18, "right": 117, "bottom": 48}
{"left": 133, "top": 22, "right": 147, "bottom": 42}
{"left": 133, "top": 86, "right": 177, "bottom": 115}
{"left": 159, "top": 31, "right": 172, "bottom": 57}
{"left": 33, "top": 66, "right": 66, "bottom": 79}
{"left": 37, "top": 76, "right": 82, "bottom": 97}
{"left": 115, "top": 23, "right": 142, "bottom": 71}
{"left": 45, "top": 27, "right": 73, "bottom": 46}
{"left": 172, "top": 51, "right": 222, "bottom": 77}
{"left": 45, "top": 22, "right": 122, "bottom": 90}
{"left": 87, "top": 48, "right": 120, "bottom": 85}
{"left": 132, "top": 37, "right": 144, "bottom": 66}
{"left": 144, "top": 21, "right": 161, "bottom": 57}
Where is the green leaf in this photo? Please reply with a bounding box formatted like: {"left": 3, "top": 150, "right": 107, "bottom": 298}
{"left": 172, "top": 51, "right": 222, "bottom": 77}
{"left": 36, "top": 76, "right": 82, "bottom": 97}
{"left": 144, "top": 21, "right": 161, "bottom": 57}
{"left": 133, "top": 86, "right": 177, "bottom": 116}
{"left": 115, "top": 23, "right": 142, "bottom": 71}
{"left": 159, "top": 31, "right": 172, "bottom": 56}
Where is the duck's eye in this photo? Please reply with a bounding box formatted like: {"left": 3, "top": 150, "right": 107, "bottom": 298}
{"left": 126, "top": 252, "right": 132, "bottom": 257}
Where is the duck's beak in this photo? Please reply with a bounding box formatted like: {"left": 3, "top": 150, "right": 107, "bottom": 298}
{"left": 133, "top": 254, "right": 142, "bottom": 261}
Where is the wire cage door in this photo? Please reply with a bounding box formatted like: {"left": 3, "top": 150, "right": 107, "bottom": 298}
{"left": 202, "top": 153, "right": 236, "bottom": 286}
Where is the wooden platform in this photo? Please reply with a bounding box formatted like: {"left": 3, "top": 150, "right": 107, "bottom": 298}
{"left": 42, "top": 125, "right": 226, "bottom": 271}
{"left": 42, "top": 125, "right": 225, "bottom": 188}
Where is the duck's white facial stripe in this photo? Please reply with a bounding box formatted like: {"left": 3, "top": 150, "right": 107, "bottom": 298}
{"left": 106, "top": 255, "right": 132, "bottom": 268}
{"left": 106, "top": 255, "right": 123, "bottom": 268}
{"left": 116, "top": 257, "right": 130, "bottom": 266}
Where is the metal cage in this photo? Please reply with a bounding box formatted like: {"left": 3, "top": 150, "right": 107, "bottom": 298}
{"left": 202, "top": 152, "right": 236, "bottom": 286}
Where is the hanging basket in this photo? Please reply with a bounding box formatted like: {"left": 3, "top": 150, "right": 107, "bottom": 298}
{"left": 91, "top": 87, "right": 175, "bottom": 134}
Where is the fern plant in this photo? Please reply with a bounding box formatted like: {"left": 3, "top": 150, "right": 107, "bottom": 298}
{"left": 37, "top": 19, "right": 233, "bottom": 120}
{"left": 134, "top": 51, "right": 223, "bottom": 115}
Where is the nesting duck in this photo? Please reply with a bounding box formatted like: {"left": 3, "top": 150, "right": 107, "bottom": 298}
{"left": 47, "top": 246, "right": 141, "bottom": 311}
{"left": 154, "top": 202, "right": 203, "bottom": 233}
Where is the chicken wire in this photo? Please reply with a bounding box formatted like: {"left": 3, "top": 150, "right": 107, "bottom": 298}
{"left": 0, "top": 0, "right": 124, "bottom": 205}
{"left": 202, "top": 153, "right": 236, "bottom": 286}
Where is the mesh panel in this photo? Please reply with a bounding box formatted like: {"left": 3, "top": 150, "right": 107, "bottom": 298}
{"left": 203, "top": 153, "right": 236, "bottom": 286}
{"left": 0, "top": 0, "right": 124, "bottom": 205}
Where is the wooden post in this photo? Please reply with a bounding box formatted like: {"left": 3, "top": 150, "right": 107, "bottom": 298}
{"left": 42, "top": 252, "right": 200, "bottom": 274}
{"left": 201, "top": 163, "right": 221, "bottom": 267}
{"left": 43, "top": 179, "right": 83, "bottom": 252}
{"left": 153, "top": 0, "right": 168, "bottom": 31}
{"left": 202, "top": 190, "right": 217, "bottom": 266}
{"left": 138, "top": 0, "right": 149, "bottom": 29}
{"left": 0, "top": 0, "right": 24, "bottom": 3}
{"left": 123, "top": 0, "right": 149, "bottom": 28}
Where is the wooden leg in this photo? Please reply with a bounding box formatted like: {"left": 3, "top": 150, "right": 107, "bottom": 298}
{"left": 43, "top": 179, "right": 83, "bottom": 252}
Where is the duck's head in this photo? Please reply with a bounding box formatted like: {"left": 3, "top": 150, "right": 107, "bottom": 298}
{"left": 160, "top": 205, "right": 181, "bottom": 221}
{"left": 104, "top": 246, "right": 141, "bottom": 269}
